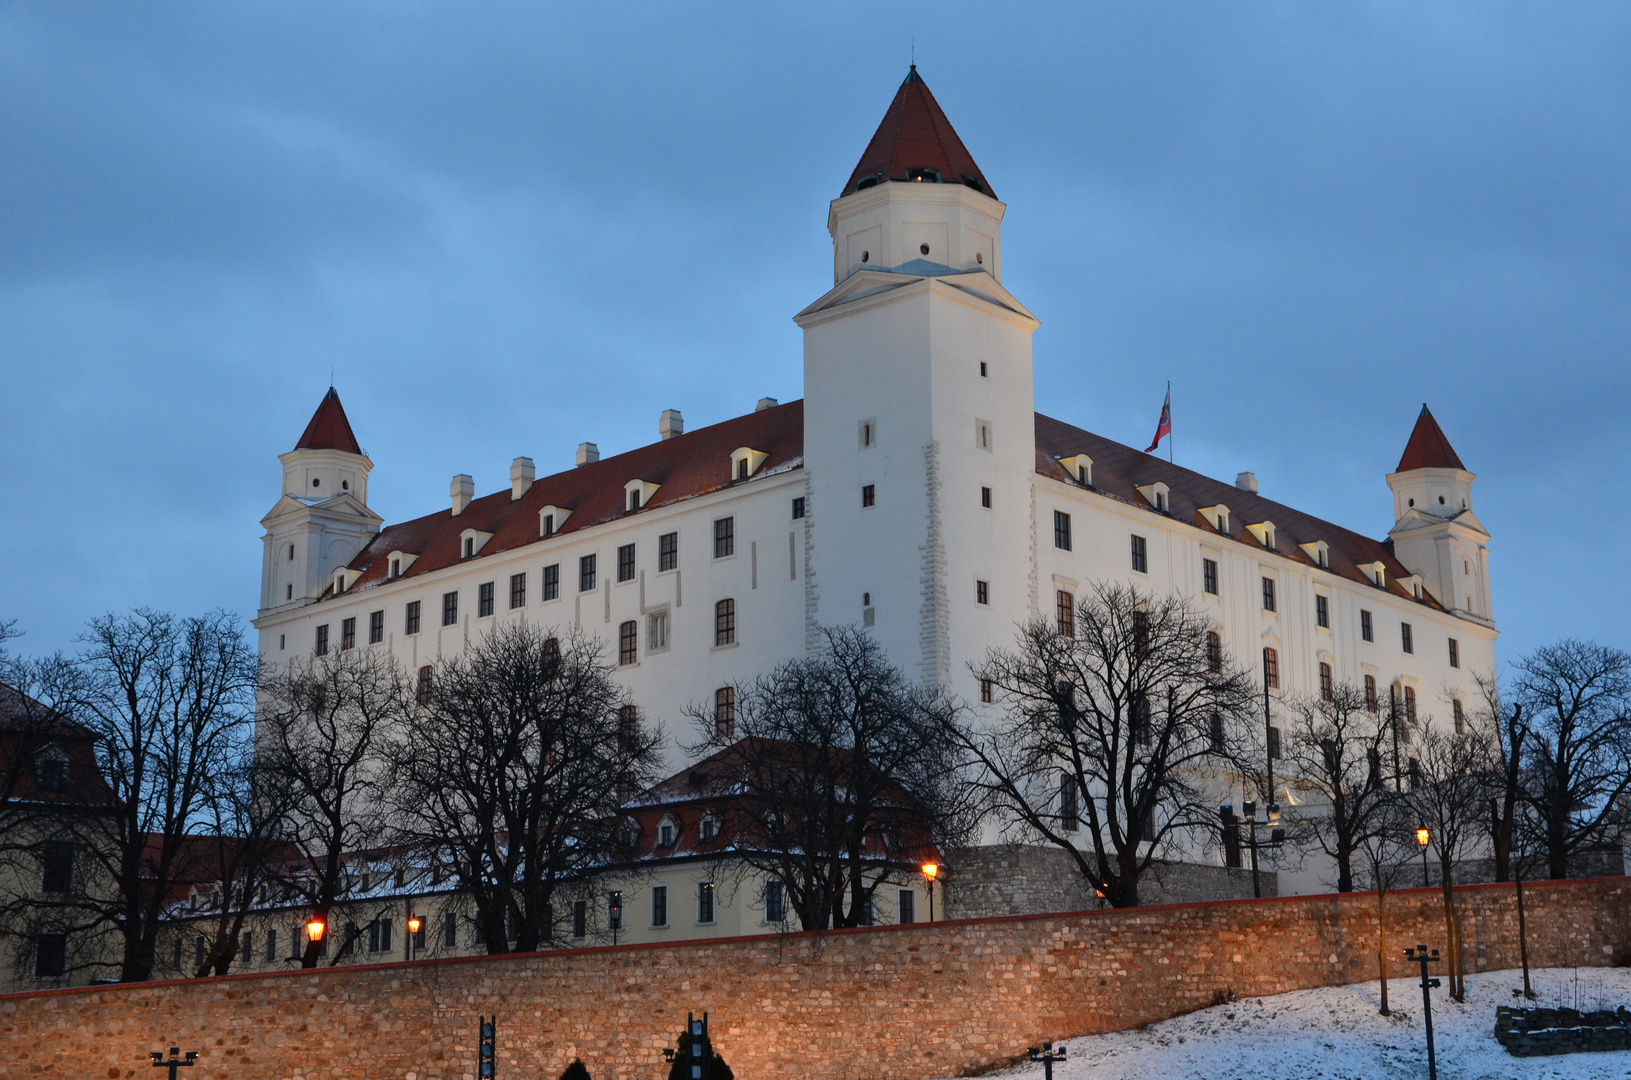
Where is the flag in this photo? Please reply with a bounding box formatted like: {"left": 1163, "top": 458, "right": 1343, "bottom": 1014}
{"left": 1144, "top": 387, "right": 1171, "bottom": 454}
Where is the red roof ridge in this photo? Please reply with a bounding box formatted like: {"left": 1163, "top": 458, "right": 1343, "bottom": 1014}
{"left": 1395, "top": 404, "right": 1466, "bottom": 472}
{"left": 842, "top": 67, "right": 995, "bottom": 199}
{"left": 293, "top": 387, "right": 363, "bottom": 455}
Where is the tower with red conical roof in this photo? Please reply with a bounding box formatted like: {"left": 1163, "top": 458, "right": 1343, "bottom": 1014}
{"left": 258, "top": 388, "right": 382, "bottom": 616}
{"left": 1386, "top": 405, "right": 1492, "bottom": 624}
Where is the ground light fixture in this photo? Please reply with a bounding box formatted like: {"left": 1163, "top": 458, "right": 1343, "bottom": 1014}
{"left": 1219, "top": 801, "right": 1285, "bottom": 898}
{"left": 921, "top": 861, "right": 940, "bottom": 922}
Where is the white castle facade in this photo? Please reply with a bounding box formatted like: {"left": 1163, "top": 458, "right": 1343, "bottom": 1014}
{"left": 253, "top": 70, "right": 1496, "bottom": 894}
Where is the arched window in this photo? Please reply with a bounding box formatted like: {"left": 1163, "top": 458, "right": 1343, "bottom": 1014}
{"left": 1262, "top": 647, "right": 1279, "bottom": 690}
{"left": 714, "top": 599, "right": 736, "bottom": 647}
{"left": 618, "top": 620, "right": 637, "bottom": 666}
{"left": 1206, "top": 631, "right": 1222, "bottom": 674}
{"left": 714, "top": 687, "right": 736, "bottom": 739}
{"left": 416, "top": 666, "right": 433, "bottom": 706}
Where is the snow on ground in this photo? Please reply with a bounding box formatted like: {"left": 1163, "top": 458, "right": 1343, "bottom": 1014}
{"left": 947, "top": 968, "right": 1631, "bottom": 1080}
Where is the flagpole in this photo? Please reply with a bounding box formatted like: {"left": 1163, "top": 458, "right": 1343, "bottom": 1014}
{"left": 1167, "top": 381, "right": 1173, "bottom": 464}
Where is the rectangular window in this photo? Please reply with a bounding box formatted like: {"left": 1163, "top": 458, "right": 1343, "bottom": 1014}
{"left": 1056, "top": 590, "right": 1074, "bottom": 637}
{"left": 1448, "top": 638, "right": 1460, "bottom": 668}
{"left": 509, "top": 573, "right": 526, "bottom": 609}
{"left": 1315, "top": 595, "right": 1329, "bottom": 629}
{"left": 764, "top": 881, "right": 785, "bottom": 923}
{"left": 619, "top": 620, "right": 638, "bottom": 666}
{"left": 979, "top": 678, "right": 992, "bottom": 704}
{"left": 1364, "top": 674, "right": 1378, "bottom": 712}
{"left": 1404, "top": 685, "right": 1417, "bottom": 725}
{"left": 1206, "top": 631, "right": 1222, "bottom": 674}
{"left": 543, "top": 564, "right": 560, "bottom": 601}
{"left": 368, "top": 610, "right": 384, "bottom": 644}
{"left": 406, "top": 601, "right": 421, "bottom": 635}
{"left": 1401, "top": 622, "right": 1414, "bottom": 654}
{"left": 442, "top": 591, "right": 458, "bottom": 626}
{"left": 898, "top": 889, "right": 916, "bottom": 924}
{"left": 975, "top": 579, "right": 989, "bottom": 605}
{"left": 1054, "top": 511, "right": 1072, "bottom": 551}
{"left": 618, "top": 705, "right": 638, "bottom": 752}
{"left": 980, "top": 486, "right": 991, "bottom": 509}
{"left": 33, "top": 933, "right": 67, "bottom": 979}
{"left": 697, "top": 881, "right": 716, "bottom": 924}
{"left": 241, "top": 931, "right": 253, "bottom": 966}
{"left": 417, "top": 665, "right": 433, "bottom": 706}
{"left": 266, "top": 928, "right": 277, "bottom": 963}
{"left": 658, "top": 532, "right": 678, "bottom": 571}
{"left": 1263, "top": 646, "right": 1279, "bottom": 690}
{"left": 1267, "top": 725, "right": 1282, "bottom": 760}
{"left": 1261, "top": 577, "right": 1276, "bottom": 613}
{"left": 714, "top": 599, "right": 736, "bottom": 647}
{"left": 477, "top": 582, "right": 495, "bottom": 618}
{"left": 367, "top": 918, "right": 392, "bottom": 953}
{"left": 1222, "top": 815, "right": 1242, "bottom": 869}
{"left": 714, "top": 517, "right": 735, "bottom": 559}
{"left": 40, "top": 839, "right": 73, "bottom": 894}
{"left": 791, "top": 497, "right": 805, "bottom": 520}
{"left": 1130, "top": 535, "right": 1147, "bottom": 574}
{"left": 1360, "top": 609, "right": 1374, "bottom": 642}
{"left": 572, "top": 900, "right": 587, "bottom": 938}
{"left": 443, "top": 910, "right": 458, "bottom": 947}
{"left": 579, "top": 554, "right": 597, "bottom": 592}
{"left": 315, "top": 624, "right": 329, "bottom": 656}
{"left": 340, "top": 617, "right": 356, "bottom": 651}
{"left": 714, "top": 687, "right": 736, "bottom": 738}
{"left": 1209, "top": 712, "right": 1225, "bottom": 755}
{"left": 618, "top": 543, "right": 635, "bottom": 582}
{"left": 651, "top": 885, "right": 668, "bottom": 927}
{"left": 852, "top": 482, "right": 872, "bottom": 509}
{"left": 1320, "top": 662, "right": 1333, "bottom": 702}
{"left": 1059, "top": 775, "right": 1078, "bottom": 832}
{"left": 648, "top": 609, "right": 670, "bottom": 652}
{"left": 1453, "top": 698, "right": 1465, "bottom": 736}
{"left": 1202, "top": 558, "right": 1218, "bottom": 595}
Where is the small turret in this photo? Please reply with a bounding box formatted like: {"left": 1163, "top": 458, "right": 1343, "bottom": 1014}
{"left": 1385, "top": 405, "right": 1492, "bottom": 624}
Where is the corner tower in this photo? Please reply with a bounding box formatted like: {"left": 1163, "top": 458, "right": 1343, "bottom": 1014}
{"left": 798, "top": 69, "right": 1038, "bottom": 689}
{"left": 1386, "top": 405, "right": 1492, "bottom": 625}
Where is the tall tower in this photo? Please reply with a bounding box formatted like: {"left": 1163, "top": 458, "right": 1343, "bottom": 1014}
{"left": 1385, "top": 405, "right": 1492, "bottom": 625}
{"left": 258, "top": 388, "right": 383, "bottom": 615}
{"left": 798, "top": 69, "right": 1039, "bottom": 688}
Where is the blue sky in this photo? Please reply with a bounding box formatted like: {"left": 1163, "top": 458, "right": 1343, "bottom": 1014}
{"left": 2, "top": 3, "right": 1626, "bottom": 670}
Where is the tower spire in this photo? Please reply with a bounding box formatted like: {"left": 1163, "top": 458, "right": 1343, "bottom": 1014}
{"left": 294, "top": 386, "right": 363, "bottom": 455}
{"left": 841, "top": 68, "right": 994, "bottom": 198}
{"left": 1395, "top": 404, "right": 1465, "bottom": 472}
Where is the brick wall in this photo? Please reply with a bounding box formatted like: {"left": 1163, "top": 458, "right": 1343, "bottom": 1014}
{"left": 3, "top": 878, "right": 1627, "bottom": 1080}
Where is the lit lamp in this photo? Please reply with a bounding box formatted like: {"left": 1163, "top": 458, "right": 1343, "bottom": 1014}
{"left": 406, "top": 914, "right": 423, "bottom": 962}
{"left": 305, "top": 916, "right": 326, "bottom": 946}
{"left": 921, "top": 862, "right": 940, "bottom": 923}
{"left": 1416, "top": 827, "right": 1431, "bottom": 888}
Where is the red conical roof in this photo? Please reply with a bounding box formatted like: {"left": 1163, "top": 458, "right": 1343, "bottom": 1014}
{"left": 842, "top": 67, "right": 995, "bottom": 199}
{"left": 1396, "top": 404, "right": 1465, "bottom": 472}
{"left": 294, "top": 387, "right": 362, "bottom": 455}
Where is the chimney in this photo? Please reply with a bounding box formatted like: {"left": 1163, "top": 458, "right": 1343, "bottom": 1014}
{"left": 509, "top": 457, "right": 535, "bottom": 501}
{"left": 575, "top": 442, "right": 599, "bottom": 468}
{"left": 756, "top": 397, "right": 779, "bottom": 412}
{"left": 1235, "top": 472, "right": 1259, "bottom": 494}
{"left": 659, "top": 409, "right": 684, "bottom": 440}
{"left": 450, "top": 474, "right": 475, "bottom": 516}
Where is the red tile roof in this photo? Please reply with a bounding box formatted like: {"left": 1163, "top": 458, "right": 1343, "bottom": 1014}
{"left": 0, "top": 681, "right": 117, "bottom": 807}
{"left": 294, "top": 387, "right": 363, "bottom": 455}
{"left": 842, "top": 67, "right": 996, "bottom": 199}
{"left": 1395, "top": 404, "right": 1466, "bottom": 472}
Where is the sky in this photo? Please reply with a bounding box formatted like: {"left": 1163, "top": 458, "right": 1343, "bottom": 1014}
{"left": 1, "top": 3, "right": 1627, "bottom": 673}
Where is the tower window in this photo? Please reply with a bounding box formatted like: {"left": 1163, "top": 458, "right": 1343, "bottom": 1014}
{"left": 714, "top": 687, "right": 736, "bottom": 738}
{"left": 976, "top": 420, "right": 992, "bottom": 450}
{"left": 1263, "top": 647, "right": 1279, "bottom": 689}
{"left": 288, "top": 545, "right": 295, "bottom": 561}
{"left": 1206, "top": 631, "right": 1222, "bottom": 673}
{"left": 979, "top": 678, "right": 993, "bottom": 704}
{"left": 1056, "top": 591, "right": 1074, "bottom": 637}
{"left": 1365, "top": 674, "right": 1378, "bottom": 712}
{"left": 312, "top": 478, "right": 320, "bottom": 488}
{"left": 791, "top": 498, "right": 805, "bottom": 520}
{"left": 981, "top": 486, "right": 991, "bottom": 509}
{"left": 920, "top": 242, "right": 930, "bottom": 254}
{"left": 979, "top": 361, "right": 988, "bottom": 377}
{"left": 1202, "top": 558, "right": 1218, "bottom": 595}
{"left": 1405, "top": 685, "right": 1418, "bottom": 724}
{"left": 714, "top": 599, "right": 736, "bottom": 647}
{"left": 1320, "top": 662, "right": 1333, "bottom": 702}
{"left": 1453, "top": 698, "right": 1465, "bottom": 736}
{"left": 859, "top": 420, "right": 876, "bottom": 448}
{"left": 442, "top": 591, "right": 458, "bottom": 626}
{"left": 975, "top": 580, "right": 989, "bottom": 605}
{"left": 1054, "top": 511, "right": 1072, "bottom": 551}
{"left": 1130, "top": 535, "right": 1148, "bottom": 574}
{"left": 659, "top": 532, "right": 678, "bottom": 571}
{"left": 861, "top": 484, "right": 875, "bottom": 508}
{"left": 1448, "top": 638, "right": 1460, "bottom": 668}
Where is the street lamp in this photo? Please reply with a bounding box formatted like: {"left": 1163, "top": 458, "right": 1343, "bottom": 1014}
{"left": 1404, "top": 944, "right": 1442, "bottom": 1080}
{"left": 150, "top": 1048, "right": 197, "bottom": 1080}
{"left": 1028, "top": 1041, "right": 1067, "bottom": 1080}
{"left": 1416, "top": 828, "right": 1431, "bottom": 888}
{"left": 1220, "top": 801, "right": 1285, "bottom": 899}
{"left": 921, "top": 862, "right": 939, "bottom": 923}
{"left": 305, "top": 916, "right": 326, "bottom": 944}
{"left": 406, "top": 914, "right": 422, "bottom": 963}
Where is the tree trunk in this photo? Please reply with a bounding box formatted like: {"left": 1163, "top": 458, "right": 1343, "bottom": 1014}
{"left": 1439, "top": 873, "right": 1464, "bottom": 1002}
{"left": 1376, "top": 886, "right": 1390, "bottom": 1016}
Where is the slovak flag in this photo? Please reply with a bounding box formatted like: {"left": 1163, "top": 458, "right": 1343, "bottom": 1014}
{"left": 1144, "top": 386, "right": 1171, "bottom": 454}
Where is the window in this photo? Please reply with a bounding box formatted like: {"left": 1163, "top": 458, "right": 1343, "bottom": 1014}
{"left": 980, "top": 486, "right": 991, "bottom": 509}
{"left": 791, "top": 497, "right": 805, "bottom": 520}
{"left": 658, "top": 532, "right": 678, "bottom": 571}
{"left": 697, "top": 881, "right": 716, "bottom": 924}
{"left": 616, "top": 620, "right": 638, "bottom": 666}
{"left": 571, "top": 899, "right": 587, "bottom": 938}
{"left": 1132, "top": 610, "right": 1149, "bottom": 657}
{"left": 714, "top": 687, "right": 736, "bottom": 738}
{"left": 1206, "top": 631, "right": 1222, "bottom": 674}
{"left": 764, "top": 881, "right": 786, "bottom": 923}
{"left": 1054, "top": 511, "right": 1072, "bottom": 551}
{"left": 1132, "top": 693, "right": 1151, "bottom": 745}
{"left": 1448, "top": 638, "right": 1460, "bottom": 668}
{"left": 315, "top": 624, "right": 329, "bottom": 656}
{"left": 266, "top": 929, "right": 277, "bottom": 963}
{"left": 1364, "top": 674, "right": 1378, "bottom": 712}
{"left": 860, "top": 483, "right": 875, "bottom": 508}
{"left": 1315, "top": 595, "right": 1329, "bottom": 629}
{"left": 543, "top": 637, "right": 560, "bottom": 678}
{"left": 1451, "top": 697, "right": 1467, "bottom": 736}
{"left": 1056, "top": 590, "right": 1074, "bottom": 637}
{"left": 980, "top": 361, "right": 987, "bottom": 377}
{"left": 647, "top": 609, "right": 670, "bottom": 652}
{"left": 390, "top": 558, "right": 401, "bottom": 579}
{"left": 1263, "top": 647, "right": 1279, "bottom": 689}
{"left": 368, "top": 610, "right": 384, "bottom": 644}
{"left": 367, "top": 918, "right": 392, "bottom": 954}
{"left": 579, "top": 555, "right": 597, "bottom": 592}
{"left": 1320, "top": 662, "right": 1333, "bottom": 702}
{"left": 1401, "top": 622, "right": 1414, "bottom": 654}
{"left": 288, "top": 544, "right": 295, "bottom": 561}
{"left": 405, "top": 600, "right": 421, "bottom": 635}
{"left": 33, "top": 933, "right": 66, "bottom": 979}
{"left": 976, "top": 420, "right": 992, "bottom": 450}
{"left": 417, "top": 666, "right": 433, "bottom": 706}
{"left": 1130, "top": 535, "right": 1148, "bottom": 574}
{"left": 34, "top": 747, "right": 67, "bottom": 792}
{"left": 714, "top": 599, "right": 736, "bottom": 646}
{"left": 1404, "top": 685, "right": 1417, "bottom": 725}
{"left": 608, "top": 892, "right": 623, "bottom": 932}
{"left": 477, "top": 582, "right": 494, "bottom": 617}
{"left": 700, "top": 816, "right": 718, "bottom": 843}
{"left": 541, "top": 513, "right": 556, "bottom": 538}
{"left": 442, "top": 591, "right": 459, "bottom": 626}
{"left": 40, "top": 839, "right": 73, "bottom": 894}
{"left": 1222, "top": 813, "right": 1241, "bottom": 868}
{"left": 463, "top": 537, "right": 475, "bottom": 558}
{"left": 1408, "top": 757, "right": 1421, "bottom": 791}
{"left": 341, "top": 617, "right": 355, "bottom": 650}
{"left": 651, "top": 885, "right": 668, "bottom": 927}
{"left": 1360, "top": 609, "right": 1374, "bottom": 642}
{"left": 1209, "top": 712, "right": 1225, "bottom": 755}
{"left": 618, "top": 543, "right": 635, "bottom": 582}
{"left": 898, "top": 889, "right": 916, "bottom": 924}
{"left": 618, "top": 706, "right": 638, "bottom": 752}
{"left": 543, "top": 564, "right": 559, "bottom": 601}
{"left": 1261, "top": 577, "right": 1276, "bottom": 613}
{"left": 509, "top": 573, "right": 526, "bottom": 609}
{"left": 979, "top": 678, "right": 993, "bottom": 704}
{"left": 1202, "top": 558, "right": 1218, "bottom": 595}
{"left": 713, "top": 517, "right": 735, "bottom": 558}
{"left": 1267, "top": 725, "right": 1282, "bottom": 760}
{"left": 658, "top": 820, "right": 676, "bottom": 848}
{"left": 859, "top": 419, "right": 875, "bottom": 448}
{"left": 975, "top": 580, "right": 989, "bottom": 605}
{"left": 1059, "top": 775, "right": 1078, "bottom": 832}
{"left": 442, "top": 910, "right": 458, "bottom": 948}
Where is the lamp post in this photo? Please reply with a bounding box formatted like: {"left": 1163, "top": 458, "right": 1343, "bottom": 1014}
{"left": 1220, "top": 801, "right": 1284, "bottom": 899}
{"left": 150, "top": 1048, "right": 197, "bottom": 1080}
{"left": 920, "top": 862, "right": 939, "bottom": 923}
{"left": 1416, "top": 828, "right": 1431, "bottom": 888}
{"left": 1405, "top": 944, "right": 1442, "bottom": 1080}
{"left": 406, "top": 913, "right": 422, "bottom": 963}
{"left": 305, "top": 914, "right": 326, "bottom": 959}
{"left": 1028, "top": 1041, "right": 1067, "bottom": 1080}
{"left": 663, "top": 1011, "right": 712, "bottom": 1080}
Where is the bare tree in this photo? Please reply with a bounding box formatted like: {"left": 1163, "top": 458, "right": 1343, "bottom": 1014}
{"left": 1471, "top": 672, "right": 1529, "bottom": 883}
{"left": 1283, "top": 683, "right": 1394, "bottom": 892}
{"left": 1354, "top": 797, "right": 1412, "bottom": 1016}
{"left": 188, "top": 746, "right": 292, "bottom": 977}
{"left": 1511, "top": 640, "right": 1631, "bottom": 880}
{"left": 257, "top": 647, "right": 407, "bottom": 966}
{"left": 689, "top": 625, "right": 972, "bottom": 932}
{"left": 952, "top": 582, "right": 1260, "bottom": 908}
{"left": 391, "top": 624, "right": 663, "bottom": 953}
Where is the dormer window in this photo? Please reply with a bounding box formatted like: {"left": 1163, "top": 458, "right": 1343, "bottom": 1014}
{"left": 729, "top": 447, "right": 768, "bottom": 481}
{"left": 1359, "top": 561, "right": 1387, "bottom": 589}
{"left": 1060, "top": 454, "right": 1093, "bottom": 487}
{"left": 905, "top": 166, "right": 941, "bottom": 183}
{"left": 1200, "top": 505, "right": 1231, "bottom": 535}
{"left": 538, "top": 506, "right": 572, "bottom": 539}
{"left": 700, "top": 815, "right": 719, "bottom": 843}
{"left": 34, "top": 746, "right": 69, "bottom": 792}
{"left": 385, "top": 551, "right": 418, "bottom": 580}
{"left": 390, "top": 558, "right": 400, "bottom": 578}
{"left": 624, "top": 480, "right": 660, "bottom": 512}
{"left": 459, "top": 529, "right": 493, "bottom": 559}
{"left": 1299, "top": 540, "right": 1330, "bottom": 569}
{"left": 657, "top": 817, "right": 677, "bottom": 849}
{"left": 333, "top": 568, "right": 362, "bottom": 595}
{"left": 1246, "top": 521, "right": 1277, "bottom": 550}
{"left": 463, "top": 538, "right": 473, "bottom": 558}
{"left": 1137, "top": 482, "right": 1171, "bottom": 514}
{"left": 1402, "top": 574, "right": 1424, "bottom": 601}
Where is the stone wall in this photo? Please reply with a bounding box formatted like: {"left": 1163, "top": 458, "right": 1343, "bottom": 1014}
{"left": 3, "top": 878, "right": 1627, "bottom": 1080}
